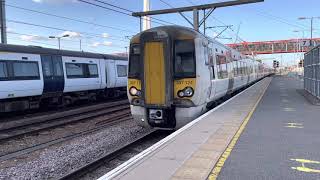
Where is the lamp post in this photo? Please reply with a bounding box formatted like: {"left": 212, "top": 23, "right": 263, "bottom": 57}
{"left": 293, "top": 30, "right": 306, "bottom": 53}
{"left": 298, "top": 16, "right": 320, "bottom": 47}
{"left": 125, "top": 46, "right": 128, "bottom": 56}
{"left": 49, "top": 34, "right": 69, "bottom": 49}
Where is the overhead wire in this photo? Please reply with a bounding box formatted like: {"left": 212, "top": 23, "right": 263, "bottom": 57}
{"left": 5, "top": 3, "right": 135, "bottom": 34}
{"left": 91, "top": 0, "right": 177, "bottom": 25}
{"left": 213, "top": 0, "right": 320, "bottom": 37}
{"left": 78, "top": 0, "right": 176, "bottom": 26}
{"left": 6, "top": 3, "right": 131, "bottom": 52}
{"left": 185, "top": 0, "right": 196, "bottom": 6}
{"left": 7, "top": 19, "right": 129, "bottom": 42}
{"left": 158, "top": 0, "right": 193, "bottom": 20}
{"left": 5, "top": 5, "right": 131, "bottom": 40}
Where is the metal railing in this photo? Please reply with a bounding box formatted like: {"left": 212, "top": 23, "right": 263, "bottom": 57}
{"left": 304, "top": 45, "right": 320, "bottom": 99}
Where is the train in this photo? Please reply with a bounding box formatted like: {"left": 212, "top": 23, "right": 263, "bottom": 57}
{"left": 0, "top": 44, "right": 128, "bottom": 112}
{"left": 127, "top": 25, "right": 272, "bottom": 130}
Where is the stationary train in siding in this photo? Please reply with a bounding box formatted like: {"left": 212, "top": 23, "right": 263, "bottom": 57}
{"left": 0, "top": 44, "right": 128, "bottom": 112}
{"left": 127, "top": 25, "right": 272, "bottom": 130}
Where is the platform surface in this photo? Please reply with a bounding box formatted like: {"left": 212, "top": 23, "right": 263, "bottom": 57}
{"left": 99, "top": 77, "right": 271, "bottom": 180}
{"left": 100, "top": 76, "right": 320, "bottom": 180}
{"left": 217, "top": 76, "right": 320, "bottom": 180}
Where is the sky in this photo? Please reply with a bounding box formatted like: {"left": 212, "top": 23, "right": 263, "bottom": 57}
{"left": 5, "top": 0, "right": 320, "bottom": 66}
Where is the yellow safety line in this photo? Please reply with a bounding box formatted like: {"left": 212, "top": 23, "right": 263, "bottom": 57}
{"left": 207, "top": 79, "right": 271, "bottom": 180}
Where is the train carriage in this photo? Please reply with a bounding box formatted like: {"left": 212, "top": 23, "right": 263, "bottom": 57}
{"left": 0, "top": 44, "right": 128, "bottom": 112}
{"left": 127, "top": 25, "right": 271, "bottom": 130}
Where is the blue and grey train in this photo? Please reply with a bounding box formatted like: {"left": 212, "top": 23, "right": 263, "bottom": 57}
{"left": 127, "top": 25, "right": 272, "bottom": 130}
{"left": 0, "top": 44, "right": 127, "bottom": 112}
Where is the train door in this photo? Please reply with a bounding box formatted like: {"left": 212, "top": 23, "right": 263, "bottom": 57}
{"left": 208, "top": 45, "right": 216, "bottom": 100}
{"left": 107, "top": 60, "right": 116, "bottom": 88}
{"left": 41, "top": 55, "right": 64, "bottom": 96}
{"left": 144, "top": 41, "right": 165, "bottom": 105}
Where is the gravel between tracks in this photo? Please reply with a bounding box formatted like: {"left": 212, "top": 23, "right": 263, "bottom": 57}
{"left": 0, "top": 120, "right": 152, "bottom": 180}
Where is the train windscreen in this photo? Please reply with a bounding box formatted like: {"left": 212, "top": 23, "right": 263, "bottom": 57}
{"left": 128, "top": 45, "right": 141, "bottom": 78}
{"left": 174, "top": 40, "right": 196, "bottom": 79}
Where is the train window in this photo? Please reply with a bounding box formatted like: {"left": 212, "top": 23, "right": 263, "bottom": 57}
{"left": 13, "top": 62, "right": 40, "bottom": 80}
{"left": 174, "top": 40, "right": 196, "bottom": 78}
{"left": 0, "top": 61, "right": 8, "bottom": 80}
{"left": 53, "top": 57, "right": 63, "bottom": 77}
{"left": 128, "top": 45, "right": 141, "bottom": 78}
{"left": 236, "top": 61, "right": 240, "bottom": 76}
{"left": 42, "top": 59, "right": 52, "bottom": 77}
{"left": 233, "top": 61, "right": 238, "bottom": 77}
{"left": 240, "top": 62, "right": 245, "bottom": 76}
{"left": 132, "top": 46, "right": 140, "bottom": 55}
{"left": 244, "top": 62, "right": 248, "bottom": 75}
{"left": 208, "top": 48, "right": 214, "bottom": 65}
{"left": 117, "top": 65, "right": 127, "bottom": 77}
{"left": 88, "top": 64, "right": 99, "bottom": 78}
{"left": 211, "top": 66, "right": 215, "bottom": 79}
{"left": 66, "top": 63, "right": 85, "bottom": 78}
{"left": 216, "top": 55, "right": 228, "bottom": 79}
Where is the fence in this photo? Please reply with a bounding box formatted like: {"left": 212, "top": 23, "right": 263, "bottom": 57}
{"left": 304, "top": 45, "right": 320, "bottom": 99}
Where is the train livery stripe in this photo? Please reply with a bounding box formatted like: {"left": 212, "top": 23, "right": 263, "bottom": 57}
{"left": 128, "top": 78, "right": 141, "bottom": 90}
{"left": 144, "top": 42, "right": 165, "bottom": 105}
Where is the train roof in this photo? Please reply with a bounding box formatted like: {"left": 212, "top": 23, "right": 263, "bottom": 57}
{"left": 131, "top": 25, "right": 201, "bottom": 43}
{"left": 0, "top": 44, "right": 128, "bottom": 60}
{"left": 131, "top": 25, "right": 256, "bottom": 61}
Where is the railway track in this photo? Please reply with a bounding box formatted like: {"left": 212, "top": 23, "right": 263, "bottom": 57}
{"left": 0, "top": 99, "right": 133, "bottom": 162}
{"left": 0, "top": 99, "right": 130, "bottom": 141}
{"left": 58, "top": 130, "right": 172, "bottom": 180}
{"left": 0, "top": 116, "right": 133, "bottom": 162}
{"left": 0, "top": 96, "right": 127, "bottom": 122}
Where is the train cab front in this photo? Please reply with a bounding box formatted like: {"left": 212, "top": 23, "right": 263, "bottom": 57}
{"left": 127, "top": 26, "right": 197, "bottom": 130}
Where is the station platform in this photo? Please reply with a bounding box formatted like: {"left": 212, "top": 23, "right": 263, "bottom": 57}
{"left": 99, "top": 76, "right": 320, "bottom": 180}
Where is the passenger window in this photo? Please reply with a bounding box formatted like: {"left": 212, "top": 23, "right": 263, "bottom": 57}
{"left": 244, "top": 62, "right": 247, "bottom": 75}
{"left": 53, "top": 57, "right": 63, "bottom": 77}
{"left": 216, "top": 55, "right": 228, "bottom": 79}
{"left": 0, "top": 61, "right": 8, "bottom": 79}
{"left": 233, "top": 61, "right": 238, "bottom": 77}
{"left": 208, "top": 47, "right": 214, "bottom": 65}
{"left": 174, "top": 40, "right": 196, "bottom": 78}
{"left": 117, "top": 65, "right": 127, "bottom": 77}
{"left": 240, "top": 62, "right": 244, "bottom": 75}
{"left": 13, "top": 62, "right": 40, "bottom": 80}
{"left": 42, "top": 59, "right": 53, "bottom": 77}
{"left": 211, "top": 66, "right": 215, "bottom": 79}
{"left": 88, "top": 64, "right": 99, "bottom": 78}
{"left": 66, "top": 63, "right": 84, "bottom": 78}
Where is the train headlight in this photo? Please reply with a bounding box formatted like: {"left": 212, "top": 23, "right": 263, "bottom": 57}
{"left": 178, "top": 91, "right": 185, "bottom": 97}
{"left": 177, "top": 87, "right": 194, "bottom": 98}
{"left": 129, "top": 86, "right": 141, "bottom": 97}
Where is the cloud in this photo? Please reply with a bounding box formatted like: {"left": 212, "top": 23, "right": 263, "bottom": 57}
{"left": 90, "top": 41, "right": 113, "bottom": 47}
{"left": 7, "top": 27, "right": 15, "bottom": 33}
{"left": 102, "top": 33, "right": 109, "bottom": 38}
{"left": 20, "top": 35, "right": 48, "bottom": 41}
{"left": 213, "top": 32, "right": 219, "bottom": 37}
{"left": 32, "top": 0, "right": 76, "bottom": 4}
{"left": 59, "top": 31, "right": 81, "bottom": 38}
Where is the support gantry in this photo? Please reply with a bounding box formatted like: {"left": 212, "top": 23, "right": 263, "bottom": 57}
{"left": 133, "top": 0, "right": 264, "bottom": 33}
